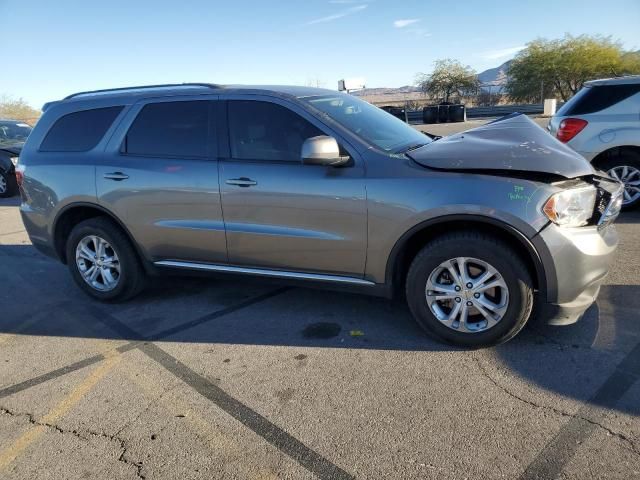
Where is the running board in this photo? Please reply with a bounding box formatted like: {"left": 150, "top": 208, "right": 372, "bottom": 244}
{"left": 154, "top": 260, "right": 376, "bottom": 286}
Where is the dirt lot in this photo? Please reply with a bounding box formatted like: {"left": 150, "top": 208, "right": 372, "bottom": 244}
{"left": 1, "top": 118, "right": 639, "bottom": 479}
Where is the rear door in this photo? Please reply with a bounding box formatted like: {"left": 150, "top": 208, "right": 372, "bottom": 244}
{"left": 218, "top": 96, "right": 367, "bottom": 277}
{"left": 98, "top": 97, "right": 227, "bottom": 263}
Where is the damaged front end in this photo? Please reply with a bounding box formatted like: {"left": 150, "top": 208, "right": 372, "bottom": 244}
{"left": 408, "top": 114, "right": 624, "bottom": 227}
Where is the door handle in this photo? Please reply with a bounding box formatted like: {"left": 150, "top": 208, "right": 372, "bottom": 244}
{"left": 225, "top": 177, "right": 257, "bottom": 187}
{"left": 103, "top": 172, "right": 129, "bottom": 181}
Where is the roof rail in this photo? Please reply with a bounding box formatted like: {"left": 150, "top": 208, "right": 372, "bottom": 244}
{"left": 63, "top": 83, "right": 223, "bottom": 100}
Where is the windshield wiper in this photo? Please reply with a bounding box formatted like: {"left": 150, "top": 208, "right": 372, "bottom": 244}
{"left": 422, "top": 131, "right": 442, "bottom": 141}
{"left": 404, "top": 143, "right": 428, "bottom": 152}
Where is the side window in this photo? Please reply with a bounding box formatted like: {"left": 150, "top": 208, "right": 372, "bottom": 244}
{"left": 228, "top": 100, "right": 324, "bottom": 162}
{"left": 125, "top": 101, "right": 210, "bottom": 158}
{"left": 40, "top": 106, "right": 123, "bottom": 152}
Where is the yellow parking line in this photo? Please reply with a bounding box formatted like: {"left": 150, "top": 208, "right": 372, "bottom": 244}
{"left": 0, "top": 349, "right": 121, "bottom": 471}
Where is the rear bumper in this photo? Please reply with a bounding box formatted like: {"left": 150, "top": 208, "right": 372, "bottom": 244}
{"left": 536, "top": 222, "right": 618, "bottom": 325}
{"left": 20, "top": 206, "right": 59, "bottom": 260}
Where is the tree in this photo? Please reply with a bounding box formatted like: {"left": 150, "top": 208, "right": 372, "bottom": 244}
{"left": 506, "top": 35, "right": 640, "bottom": 102}
{"left": 0, "top": 95, "right": 40, "bottom": 124}
{"left": 416, "top": 59, "right": 479, "bottom": 103}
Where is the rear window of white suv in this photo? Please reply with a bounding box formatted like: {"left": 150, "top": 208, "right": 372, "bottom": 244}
{"left": 558, "top": 84, "right": 640, "bottom": 116}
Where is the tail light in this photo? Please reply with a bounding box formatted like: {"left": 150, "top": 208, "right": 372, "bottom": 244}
{"left": 556, "top": 118, "right": 588, "bottom": 143}
{"left": 15, "top": 164, "right": 25, "bottom": 188}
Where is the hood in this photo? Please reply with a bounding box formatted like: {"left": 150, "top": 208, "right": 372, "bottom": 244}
{"left": 407, "top": 114, "right": 595, "bottom": 179}
{"left": 0, "top": 142, "right": 23, "bottom": 156}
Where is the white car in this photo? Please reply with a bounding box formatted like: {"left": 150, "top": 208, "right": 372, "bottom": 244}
{"left": 549, "top": 76, "right": 640, "bottom": 209}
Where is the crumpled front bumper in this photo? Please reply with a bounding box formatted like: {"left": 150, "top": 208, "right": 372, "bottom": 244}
{"left": 537, "top": 222, "right": 618, "bottom": 325}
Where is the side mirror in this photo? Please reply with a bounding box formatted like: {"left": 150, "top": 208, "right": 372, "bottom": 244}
{"left": 301, "top": 136, "right": 349, "bottom": 167}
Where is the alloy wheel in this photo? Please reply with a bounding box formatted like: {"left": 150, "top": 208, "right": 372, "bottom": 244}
{"left": 425, "top": 257, "right": 509, "bottom": 333}
{"left": 75, "top": 235, "right": 121, "bottom": 291}
{"left": 608, "top": 165, "right": 640, "bottom": 205}
{"left": 0, "top": 174, "right": 6, "bottom": 194}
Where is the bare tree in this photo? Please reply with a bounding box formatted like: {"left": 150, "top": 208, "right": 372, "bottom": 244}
{"left": 0, "top": 95, "right": 40, "bottom": 124}
{"left": 416, "top": 59, "right": 479, "bottom": 103}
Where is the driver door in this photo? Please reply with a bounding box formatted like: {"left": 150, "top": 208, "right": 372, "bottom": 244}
{"left": 218, "top": 97, "right": 367, "bottom": 277}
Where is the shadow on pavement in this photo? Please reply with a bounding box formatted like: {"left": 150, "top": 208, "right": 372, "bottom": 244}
{"left": 0, "top": 196, "right": 21, "bottom": 207}
{"left": 495, "top": 284, "right": 640, "bottom": 415}
{"left": 1, "top": 244, "right": 451, "bottom": 353}
{"left": 614, "top": 209, "right": 640, "bottom": 225}
{"left": 1, "top": 243, "right": 638, "bottom": 414}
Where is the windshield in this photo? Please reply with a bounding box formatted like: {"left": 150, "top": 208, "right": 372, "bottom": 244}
{"left": 0, "top": 121, "right": 32, "bottom": 146}
{"left": 305, "top": 94, "right": 431, "bottom": 152}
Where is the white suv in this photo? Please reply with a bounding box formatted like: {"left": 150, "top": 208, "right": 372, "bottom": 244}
{"left": 549, "top": 76, "right": 640, "bottom": 209}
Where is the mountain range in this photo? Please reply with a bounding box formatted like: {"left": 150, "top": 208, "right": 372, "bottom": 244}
{"left": 352, "top": 60, "right": 511, "bottom": 97}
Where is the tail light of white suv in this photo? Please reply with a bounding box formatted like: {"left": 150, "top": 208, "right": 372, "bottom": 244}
{"left": 556, "top": 118, "right": 588, "bottom": 143}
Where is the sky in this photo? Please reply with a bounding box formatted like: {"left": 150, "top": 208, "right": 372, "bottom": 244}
{"left": 1, "top": 0, "right": 639, "bottom": 108}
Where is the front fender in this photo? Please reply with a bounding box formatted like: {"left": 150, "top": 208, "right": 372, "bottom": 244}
{"left": 379, "top": 212, "right": 555, "bottom": 301}
{"left": 366, "top": 172, "right": 553, "bottom": 271}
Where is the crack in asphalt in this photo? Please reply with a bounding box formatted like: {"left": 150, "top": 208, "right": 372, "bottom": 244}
{"left": 0, "top": 407, "right": 145, "bottom": 479}
{"left": 472, "top": 356, "right": 640, "bottom": 458}
{"left": 113, "top": 384, "right": 179, "bottom": 439}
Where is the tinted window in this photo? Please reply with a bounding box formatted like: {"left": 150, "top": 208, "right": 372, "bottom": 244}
{"left": 126, "top": 101, "right": 210, "bottom": 158}
{"left": 40, "top": 106, "right": 123, "bottom": 152}
{"left": 0, "top": 122, "right": 32, "bottom": 147}
{"left": 228, "top": 101, "right": 324, "bottom": 162}
{"left": 558, "top": 84, "right": 640, "bottom": 116}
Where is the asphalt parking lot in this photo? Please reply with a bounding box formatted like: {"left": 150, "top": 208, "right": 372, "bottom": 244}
{"left": 415, "top": 116, "right": 551, "bottom": 137}
{"left": 1, "top": 118, "right": 639, "bottom": 479}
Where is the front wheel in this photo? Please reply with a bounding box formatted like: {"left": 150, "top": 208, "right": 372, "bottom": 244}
{"left": 406, "top": 232, "right": 534, "bottom": 348}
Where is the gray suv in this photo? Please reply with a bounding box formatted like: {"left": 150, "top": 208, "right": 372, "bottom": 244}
{"left": 17, "top": 84, "right": 623, "bottom": 347}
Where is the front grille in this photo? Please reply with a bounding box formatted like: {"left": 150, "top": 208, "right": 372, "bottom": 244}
{"left": 590, "top": 176, "right": 624, "bottom": 227}
{"left": 594, "top": 188, "right": 609, "bottom": 218}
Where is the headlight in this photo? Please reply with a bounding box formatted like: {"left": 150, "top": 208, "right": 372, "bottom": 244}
{"left": 543, "top": 185, "right": 597, "bottom": 227}
{"left": 10, "top": 157, "right": 19, "bottom": 167}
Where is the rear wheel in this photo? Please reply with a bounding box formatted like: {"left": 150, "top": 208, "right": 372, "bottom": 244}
{"left": 405, "top": 232, "right": 534, "bottom": 347}
{"left": 601, "top": 152, "right": 640, "bottom": 210}
{"left": 66, "top": 217, "right": 146, "bottom": 301}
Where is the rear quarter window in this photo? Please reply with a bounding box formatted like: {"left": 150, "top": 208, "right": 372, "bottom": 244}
{"left": 558, "top": 84, "right": 640, "bottom": 116}
{"left": 40, "top": 106, "right": 123, "bottom": 152}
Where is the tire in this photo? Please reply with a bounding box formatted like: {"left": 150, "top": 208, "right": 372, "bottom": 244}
{"left": 66, "top": 217, "right": 146, "bottom": 302}
{"left": 600, "top": 151, "right": 640, "bottom": 210}
{"left": 405, "top": 232, "right": 534, "bottom": 348}
{"left": 0, "top": 169, "right": 17, "bottom": 198}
